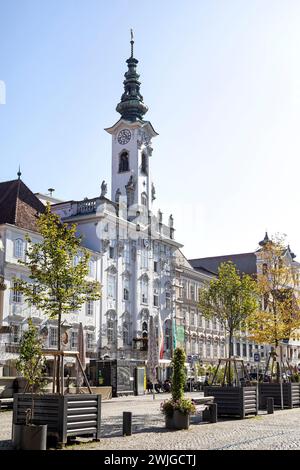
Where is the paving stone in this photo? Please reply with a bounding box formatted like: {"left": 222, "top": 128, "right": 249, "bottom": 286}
{"left": 1, "top": 393, "right": 300, "bottom": 450}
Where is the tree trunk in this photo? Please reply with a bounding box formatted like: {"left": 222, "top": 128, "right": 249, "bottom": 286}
{"left": 228, "top": 331, "right": 233, "bottom": 386}
{"left": 56, "top": 311, "right": 62, "bottom": 394}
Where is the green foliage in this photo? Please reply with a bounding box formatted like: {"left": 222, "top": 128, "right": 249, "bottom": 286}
{"left": 161, "top": 397, "right": 196, "bottom": 417}
{"left": 173, "top": 397, "right": 196, "bottom": 415}
{"left": 199, "top": 261, "right": 258, "bottom": 359}
{"left": 171, "top": 347, "right": 186, "bottom": 402}
{"left": 291, "top": 373, "right": 300, "bottom": 383}
{"left": 12, "top": 205, "right": 101, "bottom": 349}
{"left": 161, "top": 348, "right": 195, "bottom": 419}
{"left": 160, "top": 399, "right": 175, "bottom": 418}
{"left": 16, "top": 319, "right": 47, "bottom": 393}
{"left": 196, "top": 363, "right": 233, "bottom": 385}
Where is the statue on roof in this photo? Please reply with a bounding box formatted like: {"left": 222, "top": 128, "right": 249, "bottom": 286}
{"left": 100, "top": 180, "right": 107, "bottom": 198}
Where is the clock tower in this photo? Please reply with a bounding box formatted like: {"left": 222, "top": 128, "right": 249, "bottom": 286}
{"left": 105, "top": 31, "right": 158, "bottom": 217}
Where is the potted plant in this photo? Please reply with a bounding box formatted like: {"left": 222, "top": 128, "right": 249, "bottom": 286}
{"left": 161, "top": 348, "right": 195, "bottom": 430}
{"left": 199, "top": 261, "right": 259, "bottom": 418}
{"left": 13, "top": 319, "right": 48, "bottom": 450}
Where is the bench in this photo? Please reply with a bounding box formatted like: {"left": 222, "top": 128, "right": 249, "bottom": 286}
{"left": 0, "top": 398, "right": 14, "bottom": 410}
{"left": 192, "top": 396, "right": 217, "bottom": 423}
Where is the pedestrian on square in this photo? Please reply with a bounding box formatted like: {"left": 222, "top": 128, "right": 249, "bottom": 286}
{"left": 204, "top": 372, "right": 210, "bottom": 386}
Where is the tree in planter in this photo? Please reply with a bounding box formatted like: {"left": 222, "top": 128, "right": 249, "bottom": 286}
{"left": 198, "top": 261, "right": 258, "bottom": 385}
{"left": 247, "top": 234, "right": 300, "bottom": 382}
{"left": 161, "top": 348, "right": 195, "bottom": 421}
{"left": 16, "top": 319, "right": 47, "bottom": 422}
{"left": 13, "top": 204, "right": 101, "bottom": 393}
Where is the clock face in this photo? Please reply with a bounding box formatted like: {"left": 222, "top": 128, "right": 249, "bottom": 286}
{"left": 117, "top": 129, "right": 131, "bottom": 145}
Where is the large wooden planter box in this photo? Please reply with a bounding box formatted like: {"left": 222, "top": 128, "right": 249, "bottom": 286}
{"left": 13, "top": 393, "right": 101, "bottom": 446}
{"left": 258, "top": 383, "right": 300, "bottom": 409}
{"left": 204, "top": 386, "right": 258, "bottom": 419}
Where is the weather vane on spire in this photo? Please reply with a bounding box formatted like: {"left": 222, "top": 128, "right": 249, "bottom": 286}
{"left": 130, "top": 28, "right": 134, "bottom": 58}
{"left": 17, "top": 165, "right": 21, "bottom": 179}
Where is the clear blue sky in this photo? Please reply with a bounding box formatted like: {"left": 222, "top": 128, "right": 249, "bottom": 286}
{"left": 1, "top": 0, "right": 300, "bottom": 259}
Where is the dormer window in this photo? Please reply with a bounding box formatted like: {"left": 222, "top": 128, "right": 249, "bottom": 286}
{"left": 119, "top": 151, "right": 129, "bottom": 173}
{"left": 141, "top": 153, "right": 148, "bottom": 175}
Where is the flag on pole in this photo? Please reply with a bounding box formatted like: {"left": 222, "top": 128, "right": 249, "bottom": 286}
{"left": 172, "top": 319, "right": 177, "bottom": 351}
{"left": 158, "top": 312, "right": 164, "bottom": 360}
{"left": 147, "top": 315, "right": 158, "bottom": 383}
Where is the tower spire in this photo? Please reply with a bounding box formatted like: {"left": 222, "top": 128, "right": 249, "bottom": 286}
{"left": 116, "top": 31, "right": 148, "bottom": 122}
{"left": 17, "top": 165, "right": 21, "bottom": 179}
{"left": 130, "top": 28, "right": 134, "bottom": 58}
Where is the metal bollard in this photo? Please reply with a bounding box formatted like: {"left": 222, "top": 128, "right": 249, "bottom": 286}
{"left": 267, "top": 397, "right": 274, "bottom": 414}
{"left": 210, "top": 403, "right": 218, "bottom": 423}
{"left": 123, "top": 412, "right": 132, "bottom": 436}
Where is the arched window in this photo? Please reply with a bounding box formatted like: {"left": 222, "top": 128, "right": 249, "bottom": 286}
{"left": 141, "top": 192, "right": 147, "bottom": 206}
{"left": 141, "top": 153, "right": 148, "bottom": 175}
{"left": 14, "top": 239, "right": 24, "bottom": 259}
{"left": 107, "top": 311, "right": 117, "bottom": 344}
{"left": 108, "top": 274, "right": 116, "bottom": 299}
{"left": 123, "top": 278, "right": 129, "bottom": 300}
{"left": 119, "top": 151, "right": 129, "bottom": 173}
{"left": 123, "top": 322, "right": 131, "bottom": 346}
{"left": 142, "top": 321, "right": 148, "bottom": 338}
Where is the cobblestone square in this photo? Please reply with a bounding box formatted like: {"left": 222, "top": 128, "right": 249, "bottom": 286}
{"left": 1, "top": 393, "right": 300, "bottom": 450}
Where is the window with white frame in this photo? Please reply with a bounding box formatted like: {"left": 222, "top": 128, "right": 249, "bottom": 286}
{"left": 11, "top": 324, "right": 20, "bottom": 343}
{"left": 199, "top": 338, "right": 204, "bottom": 357}
{"left": 142, "top": 320, "right": 148, "bottom": 338}
{"left": 14, "top": 239, "right": 24, "bottom": 259}
{"left": 153, "top": 287, "right": 159, "bottom": 307}
{"left": 108, "top": 274, "right": 116, "bottom": 299}
{"left": 124, "top": 243, "right": 130, "bottom": 264}
{"left": 12, "top": 282, "right": 22, "bottom": 303}
{"left": 165, "top": 291, "right": 171, "bottom": 309}
{"left": 71, "top": 331, "right": 78, "bottom": 350}
{"left": 49, "top": 328, "right": 58, "bottom": 347}
{"left": 190, "top": 310, "right": 195, "bottom": 326}
{"left": 141, "top": 249, "right": 148, "bottom": 269}
{"left": 123, "top": 322, "right": 130, "bottom": 346}
{"left": 86, "top": 300, "right": 94, "bottom": 316}
{"left": 190, "top": 283, "right": 195, "bottom": 300}
{"left": 89, "top": 259, "right": 95, "bottom": 277}
{"left": 213, "top": 341, "right": 218, "bottom": 357}
{"left": 191, "top": 337, "right": 196, "bottom": 354}
{"left": 220, "top": 342, "right": 225, "bottom": 357}
{"left": 86, "top": 333, "right": 95, "bottom": 350}
{"left": 109, "top": 246, "right": 114, "bottom": 259}
{"left": 182, "top": 280, "right": 187, "bottom": 298}
{"left": 123, "top": 277, "right": 129, "bottom": 301}
{"left": 107, "top": 319, "right": 117, "bottom": 344}
{"left": 141, "top": 277, "right": 148, "bottom": 304}
{"left": 141, "top": 192, "right": 147, "bottom": 206}
{"left": 206, "top": 339, "right": 211, "bottom": 357}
